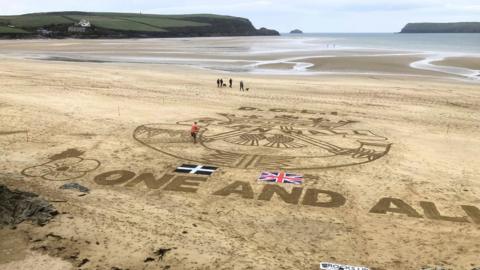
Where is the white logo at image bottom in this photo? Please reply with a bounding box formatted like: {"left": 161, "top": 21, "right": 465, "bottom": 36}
{"left": 320, "top": 262, "right": 370, "bottom": 270}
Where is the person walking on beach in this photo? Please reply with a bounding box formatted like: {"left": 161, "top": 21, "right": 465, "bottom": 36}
{"left": 217, "top": 79, "right": 220, "bottom": 88}
{"left": 229, "top": 78, "right": 233, "bottom": 88}
{"left": 191, "top": 122, "right": 200, "bottom": 144}
{"left": 220, "top": 79, "right": 224, "bottom": 88}
{"left": 240, "top": 80, "right": 244, "bottom": 91}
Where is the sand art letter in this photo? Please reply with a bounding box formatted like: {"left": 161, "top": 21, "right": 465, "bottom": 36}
{"left": 257, "top": 185, "right": 303, "bottom": 205}
{"left": 125, "top": 173, "right": 175, "bottom": 189}
{"left": 269, "top": 108, "right": 291, "bottom": 113}
{"left": 369, "top": 198, "right": 422, "bottom": 218}
{"left": 461, "top": 205, "right": 480, "bottom": 224}
{"left": 94, "top": 170, "right": 136, "bottom": 186}
{"left": 212, "top": 181, "right": 254, "bottom": 199}
{"left": 419, "top": 201, "right": 469, "bottom": 223}
{"left": 299, "top": 109, "right": 317, "bottom": 114}
{"left": 238, "top": 107, "right": 326, "bottom": 115}
{"left": 238, "top": 106, "right": 259, "bottom": 111}
{"left": 163, "top": 176, "right": 207, "bottom": 193}
{"left": 302, "top": 189, "right": 346, "bottom": 208}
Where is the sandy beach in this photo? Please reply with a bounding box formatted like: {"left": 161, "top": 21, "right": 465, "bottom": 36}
{"left": 1, "top": 37, "right": 480, "bottom": 270}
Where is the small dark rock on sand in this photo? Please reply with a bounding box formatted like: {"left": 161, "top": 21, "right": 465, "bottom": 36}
{"left": 154, "top": 248, "right": 172, "bottom": 260}
{"left": 144, "top": 257, "right": 155, "bottom": 263}
{"left": 78, "top": 258, "right": 90, "bottom": 267}
{"left": 60, "top": 183, "right": 90, "bottom": 193}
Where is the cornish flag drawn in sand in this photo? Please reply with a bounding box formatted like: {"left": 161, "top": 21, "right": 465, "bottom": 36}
{"left": 258, "top": 171, "right": 303, "bottom": 185}
{"left": 174, "top": 164, "right": 218, "bottom": 176}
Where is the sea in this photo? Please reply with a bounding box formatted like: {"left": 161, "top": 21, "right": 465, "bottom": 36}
{"left": 281, "top": 33, "right": 480, "bottom": 55}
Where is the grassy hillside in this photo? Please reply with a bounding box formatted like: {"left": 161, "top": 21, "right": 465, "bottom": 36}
{"left": 0, "top": 25, "right": 30, "bottom": 34}
{"left": 0, "top": 11, "right": 278, "bottom": 38}
{"left": 401, "top": 22, "right": 480, "bottom": 33}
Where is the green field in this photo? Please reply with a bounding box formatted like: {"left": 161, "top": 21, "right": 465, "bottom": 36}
{"left": 0, "top": 25, "right": 30, "bottom": 34}
{"left": 0, "top": 15, "right": 74, "bottom": 28}
{"left": 64, "top": 15, "right": 166, "bottom": 32}
{"left": 0, "top": 12, "right": 224, "bottom": 33}
{"left": 118, "top": 17, "right": 209, "bottom": 28}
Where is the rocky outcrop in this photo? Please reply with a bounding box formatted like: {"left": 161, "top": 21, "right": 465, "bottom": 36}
{"left": 290, "top": 29, "right": 303, "bottom": 34}
{"left": 400, "top": 22, "right": 480, "bottom": 33}
{"left": 0, "top": 185, "right": 58, "bottom": 227}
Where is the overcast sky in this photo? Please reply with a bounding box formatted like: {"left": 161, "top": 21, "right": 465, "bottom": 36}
{"left": 1, "top": 0, "right": 479, "bottom": 32}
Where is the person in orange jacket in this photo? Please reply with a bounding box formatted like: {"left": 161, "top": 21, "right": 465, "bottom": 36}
{"left": 191, "top": 122, "right": 200, "bottom": 143}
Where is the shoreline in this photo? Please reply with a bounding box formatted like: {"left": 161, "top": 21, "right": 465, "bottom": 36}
{"left": 411, "top": 55, "right": 480, "bottom": 80}
{"left": 31, "top": 53, "right": 480, "bottom": 82}
{"left": 432, "top": 56, "right": 480, "bottom": 70}
{"left": 1, "top": 37, "right": 479, "bottom": 82}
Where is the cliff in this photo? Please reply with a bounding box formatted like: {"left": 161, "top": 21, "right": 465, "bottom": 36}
{"left": 0, "top": 12, "right": 279, "bottom": 38}
{"left": 400, "top": 22, "right": 480, "bottom": 33}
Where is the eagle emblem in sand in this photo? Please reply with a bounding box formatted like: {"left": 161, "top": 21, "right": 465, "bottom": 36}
{"left": 133, "top": 112, "right": 392, "bottom": 170}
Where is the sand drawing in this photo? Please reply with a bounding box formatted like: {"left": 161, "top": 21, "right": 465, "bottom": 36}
{"left": 134, "top": 125, "right": 190, "bottom": 143}
{"left": 226, "top": 133, "right": 266, "bottom": 146}
{"left": 133, "top": 109, "right": 392, "bottom": 170}
{"left": 0, "top": 130, "right": 28, "bottom": 136}
{"left": 22, "top": 148, "right": 101, "bottom": 181}
{"left": 263, "top": 134, "right": 305, "bottom": 148}
{"left": 0, "top": 130, "right": 29, "bottom": 142}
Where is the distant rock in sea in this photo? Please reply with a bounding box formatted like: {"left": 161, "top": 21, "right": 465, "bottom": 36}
{"left": 290, "top": 29, "right": 303, "bottom": 34}
{"left": 400, "top": 22, "right": 480, "bottom": 33}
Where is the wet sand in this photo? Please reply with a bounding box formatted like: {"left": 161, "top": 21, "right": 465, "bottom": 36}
{"left": 432, "top": 57, "right": 480, "bottom": 70}
{"left": 0, "top": 39, "right": 440, "bottom": 76}
{"left": 258, "top": 62, "right": 297, "bottom": 70}
{"left": 0, "top": 55, "right": 479, "bottom": 270}
{"left": 304, "top": 55, "right": 444, "bottom": 76}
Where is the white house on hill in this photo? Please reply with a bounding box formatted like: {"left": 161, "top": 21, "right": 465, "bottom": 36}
{"left": 68, "top": 19, "right": 92, "bottom": 33}
{"left": 78, "top": 19, "right": 91, "bottom": 28}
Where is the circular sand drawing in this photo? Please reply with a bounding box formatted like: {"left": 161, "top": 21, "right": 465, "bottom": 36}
{"left": 133, "top": 113, "right": 392, "bottom": 170}
{"left": 22, "top": 149, "right": 101, "bottom": 181}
